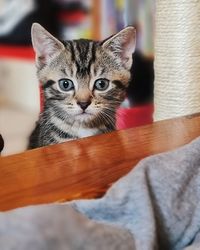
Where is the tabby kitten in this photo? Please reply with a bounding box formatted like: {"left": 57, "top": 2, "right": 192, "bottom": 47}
{"left": 28, "top": 23, "right": 136, "bottom": 149}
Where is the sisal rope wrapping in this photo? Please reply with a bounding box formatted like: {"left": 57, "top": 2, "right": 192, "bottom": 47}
{"left": 154, "top": 0, "right": 200, "bottom": 121}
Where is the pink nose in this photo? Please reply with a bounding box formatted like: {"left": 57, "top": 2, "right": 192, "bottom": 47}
{"left": 77, "top": 101, "right": 91, "bottom": 110}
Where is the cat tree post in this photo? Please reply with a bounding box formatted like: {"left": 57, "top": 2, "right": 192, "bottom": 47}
{"left": 154, "top": 0, "right": 200, "bottom": 121}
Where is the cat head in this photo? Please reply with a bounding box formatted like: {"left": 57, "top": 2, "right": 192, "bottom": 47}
{"left": 31, "top": 23, "right": 136, "bottom": 128}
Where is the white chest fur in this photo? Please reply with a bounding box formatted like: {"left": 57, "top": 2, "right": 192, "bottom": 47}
{"left": 51, "top": 116, "right": 100, "bottom": 139}
{"left": 76, "top": 127, "right": 99, "bottom": 138}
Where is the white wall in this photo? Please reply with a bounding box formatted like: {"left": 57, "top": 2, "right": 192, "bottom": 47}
{"left": 0, "top": 58, "right": 40, "bottom": 155}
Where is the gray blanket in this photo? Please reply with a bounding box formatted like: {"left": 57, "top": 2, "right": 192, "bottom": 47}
{"left": 1, "top": 137, "right": 200, "bottom": 250}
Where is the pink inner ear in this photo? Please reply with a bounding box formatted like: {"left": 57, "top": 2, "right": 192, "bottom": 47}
{"left": 36, "top": 36, "right": 45, "bottom": 45}
{"left": 123, "top": 35, "right": 135, "bottom": 54}
{"left": 38, "top": 38, "right": 63, "bottom": 58}
{"left": 35, "top": 37, "right": 58, "bottom": 62}
{"left": 38, "top": 55, "right": 46, "bottom": 66}
{"left": 120, "top": 34, "right": 135, "bottom": 67}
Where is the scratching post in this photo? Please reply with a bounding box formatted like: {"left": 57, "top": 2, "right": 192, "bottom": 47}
{"left": 154, "top": 0, "right": 200, "bottom": 121}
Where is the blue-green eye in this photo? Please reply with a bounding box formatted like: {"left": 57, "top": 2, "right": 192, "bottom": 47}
{"left": 58, "top": 79, "right": 74, "bottom": 92}
{"left": 94, "top": 78, "right": 109, "bottom": 91}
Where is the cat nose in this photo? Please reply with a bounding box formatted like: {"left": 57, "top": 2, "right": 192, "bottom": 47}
{"left": 77, "top": 101, "right": 91, "bottom": 110}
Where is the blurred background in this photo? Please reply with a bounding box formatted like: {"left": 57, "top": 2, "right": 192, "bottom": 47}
{"left": 0, "top": 0, "right": 155, "bottom": 155}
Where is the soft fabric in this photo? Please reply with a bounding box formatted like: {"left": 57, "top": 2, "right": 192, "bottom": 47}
{"left": 1, "top": 137, "right": 200, "bottom": 249}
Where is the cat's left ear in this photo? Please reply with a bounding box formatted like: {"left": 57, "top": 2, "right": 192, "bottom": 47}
{"left": 31, "top": 23, "right": 65, "bottom": 69}
{"left": 102, "top": 27, "right": 136, "bottom": 69}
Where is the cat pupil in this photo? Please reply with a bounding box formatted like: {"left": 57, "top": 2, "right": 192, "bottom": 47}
{"left": 99, "top": 81, "right": 105, "bottom": 88}
{"left": 63, "top": 81, "right": 69, "bottom": 88}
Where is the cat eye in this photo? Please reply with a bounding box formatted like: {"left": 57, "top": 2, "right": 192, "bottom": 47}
{"left": 94, "top": 78, "right": 109, "bottom": 91}
{"left": 58, "top": 79, "right": 74, "bottom": 92}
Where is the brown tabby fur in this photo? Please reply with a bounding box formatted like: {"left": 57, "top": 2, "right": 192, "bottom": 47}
{"left": 29, "top": 23, "right": 136, "bottom": 149}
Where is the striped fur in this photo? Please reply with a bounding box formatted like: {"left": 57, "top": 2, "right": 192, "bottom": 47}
{"left": 28, "top": 23, "right": 136, "bottom": 149}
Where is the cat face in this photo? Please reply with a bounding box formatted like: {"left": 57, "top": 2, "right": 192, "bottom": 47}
{"left": 31, "top": 24, "right": 136, "bottom": 127}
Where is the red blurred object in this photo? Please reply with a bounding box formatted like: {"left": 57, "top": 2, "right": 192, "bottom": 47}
{"left": 116, "top": 104, "right": 154, "bottom": 130}
{"left": 58, "top": 11, "right": 88, "bottom": 24}
{"left": 0, "top": 45, "right": 34, "bottom": 60}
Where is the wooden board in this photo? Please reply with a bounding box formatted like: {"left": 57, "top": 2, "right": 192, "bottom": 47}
{"left": 0, "top": 113, "right": 200, "bottom": 211}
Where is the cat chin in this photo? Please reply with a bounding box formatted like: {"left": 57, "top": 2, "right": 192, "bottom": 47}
{"left": 75, "top": 112, "right": 94, "bottom": 122}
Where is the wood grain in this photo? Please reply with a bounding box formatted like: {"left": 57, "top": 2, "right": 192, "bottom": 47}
{"left": 1, "top": 113, "right": 200, "bottom": 211}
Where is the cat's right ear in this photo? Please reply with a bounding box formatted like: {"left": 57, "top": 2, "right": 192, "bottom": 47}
{"left": 31, "top": 23, "right": 65, "bottom": 69}
{"left": 102, "top": 26, "right": 136, "bottom": 70}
